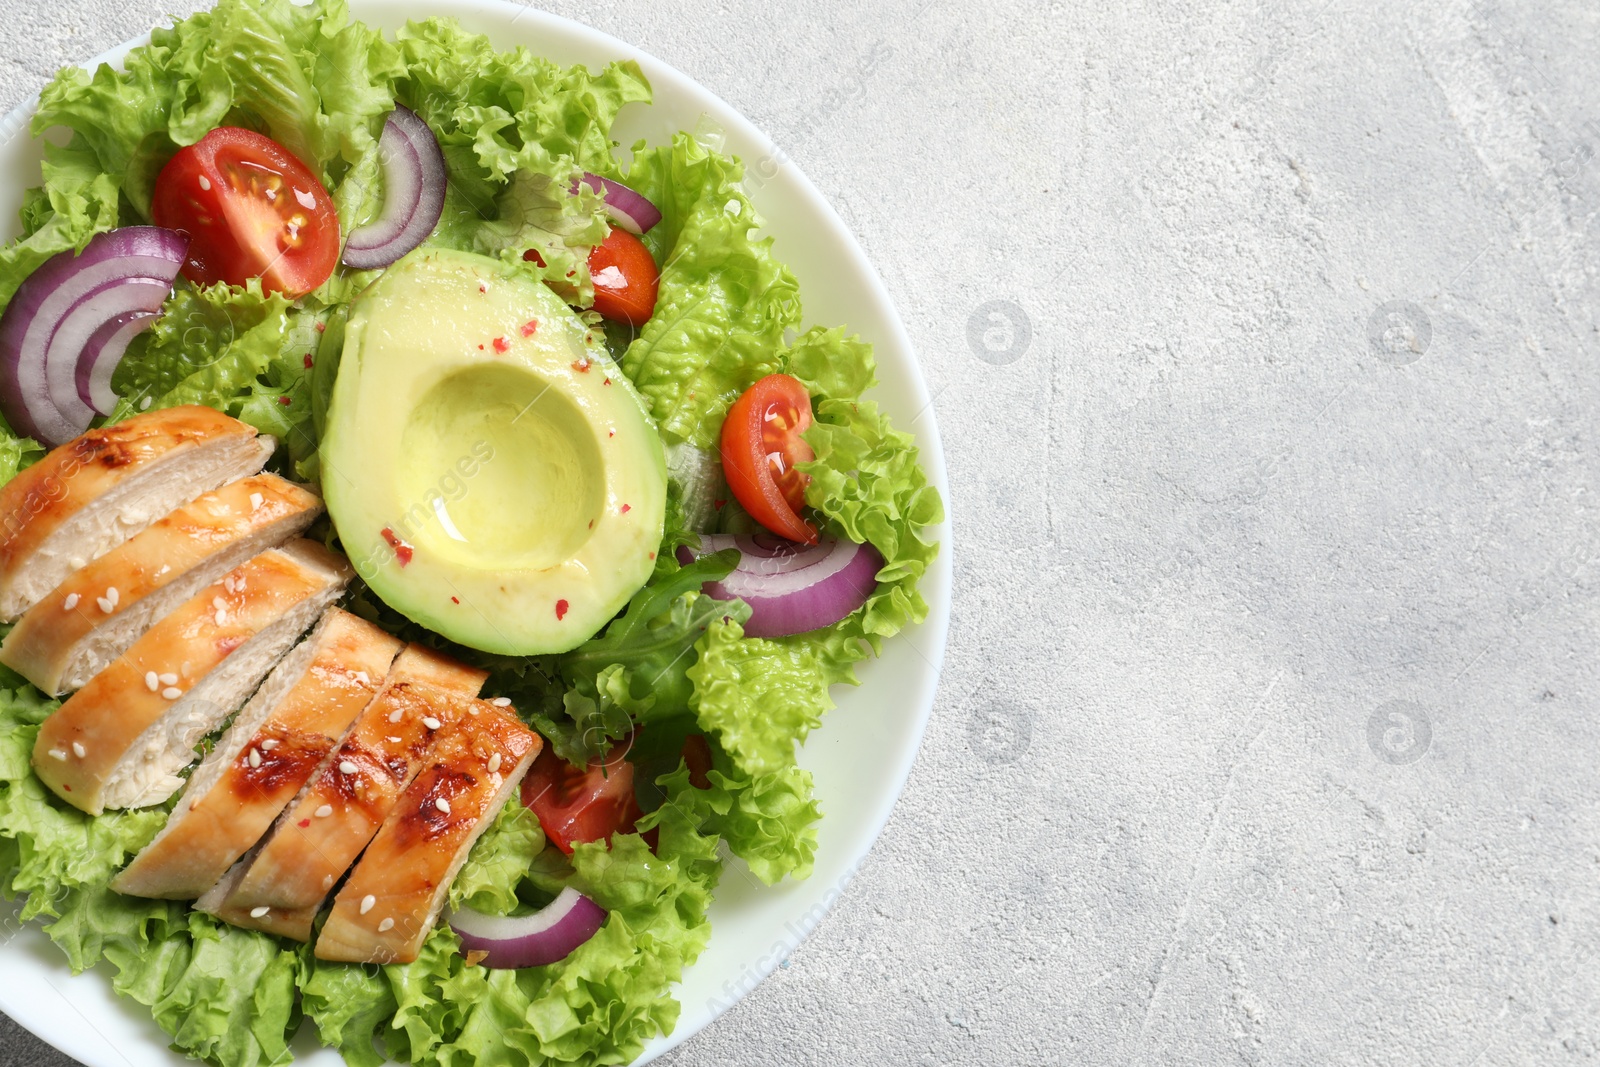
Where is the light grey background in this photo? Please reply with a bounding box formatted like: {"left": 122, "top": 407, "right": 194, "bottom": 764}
{"left": 3, "top": 0, "right": 1599, "bottom": 1064}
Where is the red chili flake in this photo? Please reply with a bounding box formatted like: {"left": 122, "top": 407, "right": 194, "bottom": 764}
{"left": 521, "top": 319, "right": 539, "bottom": 337}
{"left": 608, "top": 429, "right": 615, "bottom": 438}
{"left": 303, "top": 353, "right": 313, "bottom": 369}
{"left": 588, "top": 519, "right": 595, "bottom": 529}
{"left": 523, "top": 248, "right": 546, "bottom": 267}
{"left": 62, "top": 784, "right": 71, "bottom": 792}
{"left": 478, "top": 344, "right": 485, "bottom": 350}
{"left": 648, "top": 551, "right": 656, "bottom": 560}
{"left": 572, "top": 358, "right": 590, "bottom": 372}
{"left": 555, "top": 599, "right": 569, "bottom": 620}
{"left": 380, "top": 527, "right": 414, "bottom": 566}
{"left": 278, "top": 395, "right": 292, "bottom": 405}
{"left": 314, "top": 321, "right": 326, "bottom": 333}
{"left": 492, "top": 336, "right": 510, "bottom": 354}
{"left": 566, "top": 270, "right": 576, "bottom": 278}
{"left": 603, "top": 377, "right": 612, "bottom": 385}
{"left": 620, "top": 503, "right": 631, "bottom": 514}
{"left": 298, "top": 818, "right": 311, "bottom": 828}
{"left": 478, "top": 282, "right": 488, "bottom": 293}
{"left": 713, "top": 499, "right": 727, "bottom": 510}
{"left": 451, "top": 596, "right": 460, "bottom": 604}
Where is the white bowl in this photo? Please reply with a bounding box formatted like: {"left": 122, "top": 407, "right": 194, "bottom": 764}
{"left": 0, "top": 2, "right": 952, "bottom": 1063}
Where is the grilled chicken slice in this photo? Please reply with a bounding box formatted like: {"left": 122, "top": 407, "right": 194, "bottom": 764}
{"left": 317, "top": 700, "right": 540, "bottom": 963}
{"left": 111, "top": 609, "right": 402, "bottom": 900}
{"left": 0, "top": 406, "right": 273, "bottom": 620}
{"left": 32, "top": 540, "right": 352, "bottom": 814}
{"left": 197, "top": 645, "right": 486, "bottom": 940}
{"left": 0, "top": 473, "right": 321, "bottom": 695}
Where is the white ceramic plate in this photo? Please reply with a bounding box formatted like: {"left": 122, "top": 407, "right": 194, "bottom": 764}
{"left": 0, "top": 3, "right": 951, "bottom": 1063}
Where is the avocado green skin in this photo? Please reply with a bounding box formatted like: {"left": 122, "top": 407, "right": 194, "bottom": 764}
{"left": 321, "top": 247, "right": 667, "bottom": 655}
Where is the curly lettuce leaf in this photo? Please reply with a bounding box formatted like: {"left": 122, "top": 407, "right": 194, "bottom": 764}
{"left": 688, "top": 614, "right": 866, "bottom": 778}
{"left": 620, "top": 134, "right": 802, "bottom": 447}
{"left": 447, "top": 799, "right": 545, "bottom": 917}
{"left": 801, "top": 398, "right": 944, "bottom": 645}
{"left": 656, "top": 756, "right": 821, "bottom": 885}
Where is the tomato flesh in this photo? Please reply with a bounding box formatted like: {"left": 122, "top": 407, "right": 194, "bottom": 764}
{"left": 587, "top": 227, "right": 658, "bottom": 326}
{"left": 720, "top": 374, "right": 818, "bottom": 543}
{"left": 151, "top": 127, "right": 339, "bottom": 298}
{"left": 520, "top": 745, "right": 642, "bottom": 854}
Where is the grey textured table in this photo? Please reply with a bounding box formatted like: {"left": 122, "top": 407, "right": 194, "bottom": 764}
{"left": 4, "top": 1, "right": 1600, "bottom": 1064}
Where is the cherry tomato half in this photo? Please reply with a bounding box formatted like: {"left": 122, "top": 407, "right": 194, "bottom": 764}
{"left": 151, "top": 127, "right": 340, "bottom": 298}
{"left": 587, "top": 227, "right": 659, "bottom": 326}
{"left": 520, "top": 745, "right": 642, "bottom": 855}
{"left": 720, "top": 373, "right": 818, "bottom": 544}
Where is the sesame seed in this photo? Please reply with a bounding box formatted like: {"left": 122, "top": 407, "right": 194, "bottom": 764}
{"left": 359, "top": 894, "right": 375, "bottom": 915}
{"left": 352, "top": 671, "right": 370, "bottom": 685}
{"left": 198, "top": 175, "right": 211, "bottom": 191}
{"left": 422, "top": 716, "right": 441, "bottom": 730}
{"left": 250, "top": 906, "right": 270, "bottom": 919}
{"left": 487, "top": 753, "right": 502, "bottom": 773}
{"left": 315, "top": 804, "right": 333, "bottom": 818}
{"left": 491, "top": 697, "right": 511, "bottom": 707}
{"left": 63, "top": 593, "right": 79, "bottom": 611}
{"left": 260, "top": 739, "right": 279, "bottom": 751}
{"left": 248, "top": 748, "right": 261, "bottom": 768}
{"left": 139, "top": 396, "right": 151, "bottom": 410}
{"left": 71, "top": 742, "right": 84, "bottom": 758}
{"left": 378, "top": 917, "right": 395, "bottom": 933}
{"left": 212, "top": 597, "right": 226, "bottom": 611}
{"left": 162, "top": 687, "right": 183, "bottom": 700}
{"left": 388, "top": 709, "right": 403, "bottom": 723}
{"left": 249, "top": 492, "right": 263, "bottom": 511}
{"left": 145, "top": 671, "right": 158, "bottom": 692}
{"left": 159, "top": 673, "right": 178, "bottom": 685}
{"left": 47, "top": 749, "right": 66, "bottom": 761}
{"left": 96, "top": 595, "right": 114, "bottom": 613}
{"left": 387, "top": 736, "right": 401, "bottom": 744}
{"left": 339, "top": 761, "right": 358, "bottom": 775}
{"left": 435, "top": 797, "right": 450, "bottom": 814}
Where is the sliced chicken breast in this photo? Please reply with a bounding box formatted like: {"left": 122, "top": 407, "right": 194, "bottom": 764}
{"left": 0, "top": 406, "right": 273, "bottom": 620}
{"left": 316, "top": 699, "right": 540, "bottom": 963}
{"left": 32, "top": 540, "right": 352, "bottom": 815}
{"left": 0, "top": 473, "right": 321, "bottom": 695}
{"left": 111, "top": 609, "right": 402, "bottom": 900}
{"left": 197, "top": 645, "right": 486, "bottom": 940}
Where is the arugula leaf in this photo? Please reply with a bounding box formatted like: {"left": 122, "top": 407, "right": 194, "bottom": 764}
{"left": 558, "top": 550, "right": 747, "bottom": 729}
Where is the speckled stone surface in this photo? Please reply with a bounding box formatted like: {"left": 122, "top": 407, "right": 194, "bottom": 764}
{"left": 3, "top": 0, "right": 1600, "bottom": 1064}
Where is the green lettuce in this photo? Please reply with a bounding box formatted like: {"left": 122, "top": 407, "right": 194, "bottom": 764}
{"left": 448, "top": 800, "right": 545, "bottom": 917}
{"left": 301, "top": 799, "right": 721, "bottom": 1067}
{"left": 620, "top": 134, "right": 802, "bottom": 447}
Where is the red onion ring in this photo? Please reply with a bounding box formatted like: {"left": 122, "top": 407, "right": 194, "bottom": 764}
{"left": 46, "top": 277, "right": 171, "bottom": 425}
{"left": 575, "top": 173, "right": 662, "bottom": 235}
{"left": 77, "top": 311, "right": 158, "bottom": 415}
{"left": 342, "top": 106, "right": 447, "bottom": 269}
{"left": 448, "top": 887, "right": 607, "bottom": 969}
{"left": 0, "top": 226, "right": 187, "bottom": 444}
{"left": 679, "top": 534, "right": 883, "bottom": 638}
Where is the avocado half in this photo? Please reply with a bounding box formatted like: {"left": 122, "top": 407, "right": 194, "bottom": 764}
{"left": 321, "top": 247, "right": 667, "bottom": 655}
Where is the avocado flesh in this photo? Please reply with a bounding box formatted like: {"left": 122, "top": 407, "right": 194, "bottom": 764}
{"left": 322, "top": 247, "right": 667, "bottom": 655}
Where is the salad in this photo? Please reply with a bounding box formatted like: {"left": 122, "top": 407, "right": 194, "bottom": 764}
{"left": 0, "top": 1, "right": 942, "bottom": 1065}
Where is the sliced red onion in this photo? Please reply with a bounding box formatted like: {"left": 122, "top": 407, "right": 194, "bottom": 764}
{"left": 448, "top": 887, "right": 607, "bottom": 969}
{"left": 47, "top": 277, "right": 171, "bottom": 426}
{"left": 575, "top": 172, "right": 662, "bottom": 235}
{"left": 77, "top": 311, "right": 158, "bottom": 415}
{"left": 679, "top": 533, "right": 883, "bottom": 638}
{"left": 0, "top": 226, "right": 187, "bottom": 445}
{"left": 342, "top": 106, "right": 447, "bottom": 269}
